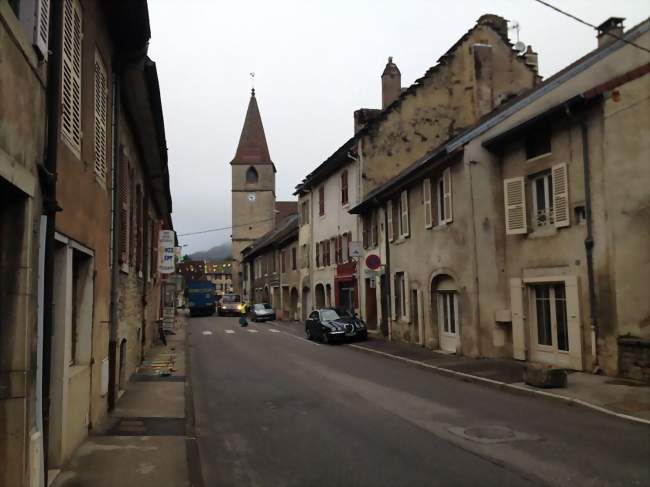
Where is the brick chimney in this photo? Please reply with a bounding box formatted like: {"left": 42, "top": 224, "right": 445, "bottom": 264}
{"left": 524, "top": 45, "right": 539, "bottom": 74}
{"left": 597, "top": 17, "right": 625, "bottom": 49}
{"left": 381, "top": 57, "right": 401, "bottom": 109}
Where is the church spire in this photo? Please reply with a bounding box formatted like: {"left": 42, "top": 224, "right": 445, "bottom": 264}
{"left": 231, "top": 89, "right": 273, "bottom": 165}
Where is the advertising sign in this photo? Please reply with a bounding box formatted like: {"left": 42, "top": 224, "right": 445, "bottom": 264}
{"left": 158, "top": 230, "right": 176, "bottom": 274}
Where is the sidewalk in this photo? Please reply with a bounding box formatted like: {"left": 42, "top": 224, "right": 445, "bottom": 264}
{"left": 277, "top": 320, "right": 650, "bottom": 424}
{"left": 51, "top": 316, "right": 193, "bottom": 487}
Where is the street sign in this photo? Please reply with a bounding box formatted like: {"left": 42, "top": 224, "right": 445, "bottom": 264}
{"left": 365, "top": 254, "right": 381, "bottom": 270}
{"left": 158, "top": 230, "right": 176, "bottom": 274}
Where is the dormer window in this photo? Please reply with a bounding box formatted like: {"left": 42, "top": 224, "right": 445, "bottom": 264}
{"left": 525, "top": 127, "right": 551, "bottom": 160}
{"left": 246, "top": 167, "right": 259, "bottom": 184}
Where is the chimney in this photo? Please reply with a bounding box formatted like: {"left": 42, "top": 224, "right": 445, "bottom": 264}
{"left": 477, "top": 14, "right": 508, "bottom": 39}
{"left": 524, "top": 45, "right": 539, "bottom": 74}
{"left": 597, "top": 17, "right": 625, "bottom": 48}
{"left": 381, "top": 56, "right": 401, "bottom": 109}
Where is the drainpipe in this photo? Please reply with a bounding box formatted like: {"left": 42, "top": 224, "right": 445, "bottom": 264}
{"left": 579, "top": 114, "right": 600, "bottom": 372}
{"left": 41, "top": 0, "right": 63, "bottom": 478}
{"left": 467, "top": 159, "right": 483, "bottom": 358}
{"left": 108, "top": 62, "right": 122, "bottom": 410}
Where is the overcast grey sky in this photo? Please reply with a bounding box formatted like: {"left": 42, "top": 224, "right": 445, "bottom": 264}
{"left": 147, "top": 0, "right": 649, "bottom": 253}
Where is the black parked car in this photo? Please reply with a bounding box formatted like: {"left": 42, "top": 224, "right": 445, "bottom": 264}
{"left": 305, "top": 308, "right": 368, "bottom": 343}
{"left": 251, "top": 303, "right": 276, "bottom": 322}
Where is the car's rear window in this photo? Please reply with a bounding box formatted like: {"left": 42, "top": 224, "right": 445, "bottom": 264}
{"left": 222, "top": 294, "right": 241, "bottom": 303}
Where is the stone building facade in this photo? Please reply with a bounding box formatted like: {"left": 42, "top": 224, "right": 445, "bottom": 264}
{"left": 0, "top": 2, "right": 173, "bottom": 485}
{"left": 241, "top": 214, "right": 300, "bottom": 319}
{"left": 0, "top": 1, "right": 48, "bottom": 485}
{"left": 351, "top": 16, "right": 650, "bottom": 379}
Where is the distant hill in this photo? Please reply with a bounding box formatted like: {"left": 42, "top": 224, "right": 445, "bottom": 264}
{"left": 189, "top": 242, "right": 232, "bottom": 261}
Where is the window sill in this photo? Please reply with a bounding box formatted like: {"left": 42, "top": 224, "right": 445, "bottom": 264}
{"left": 526, "top": 152, "right": 552, "bottom": 164}
{"left": 529, "top": 225, "right": 559, "bottom": 239}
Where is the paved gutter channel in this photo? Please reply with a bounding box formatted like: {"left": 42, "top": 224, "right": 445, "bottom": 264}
{"left": 184, "top": 322, "right": 205, "bottom": 487}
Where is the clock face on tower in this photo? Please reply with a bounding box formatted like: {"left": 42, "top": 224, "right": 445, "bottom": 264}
{"left": 247, "top": 192, "right": 257, "bottom": 202}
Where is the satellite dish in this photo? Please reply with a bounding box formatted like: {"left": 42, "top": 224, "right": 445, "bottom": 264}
{"left": 514, "top": 41, "right": 527, "bottom": 55}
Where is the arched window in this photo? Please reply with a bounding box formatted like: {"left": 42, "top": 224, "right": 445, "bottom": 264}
{"left": 246, "top": 166, "right": 259, "bottom": 184}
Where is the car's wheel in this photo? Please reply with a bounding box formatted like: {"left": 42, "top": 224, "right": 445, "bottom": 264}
{"left": 306, "top": 327, "right": 313, "bottom": 340}
{"left": 321, "top": 332, "right": 329, "bottom": 344}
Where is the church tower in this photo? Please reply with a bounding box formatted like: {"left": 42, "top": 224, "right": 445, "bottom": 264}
{"left": 231, "top": 89, "right": 276, "bottom": 293}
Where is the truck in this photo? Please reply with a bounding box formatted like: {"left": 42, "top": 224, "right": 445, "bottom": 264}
{"left": 186, "top": 280, "right": 216, "bottom": 317}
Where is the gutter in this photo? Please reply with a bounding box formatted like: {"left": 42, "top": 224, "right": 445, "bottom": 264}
{"left": 41, "top": 0, "right": 63, "bottom": 477}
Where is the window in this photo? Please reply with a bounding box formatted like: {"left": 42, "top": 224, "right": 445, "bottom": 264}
{"left": 323, "top": 240, "right": 330, "bottom": 266}
{"left": 342, "top": 233, "right": 349, "bottom": 262}
{"left": 301, "top": 201, "right": 310, "bottom": 225}
{"left": 61, "top": 0, "right": 83, "bottom": 156}
{"left": 246, "top": 166, "right": 259, "bottom": 184}
{"left": 341, "top": 170, "right": 349, "bottom": 205}
{"left": 525, "top": 128, "right": 551, "bottom": 160}
{"left": 533, "top": 284, "right": 569, "bottom": 351}
{"left": 291, "top": 247, "right": 297, "bottom": 270}
{"left": 371, "top": 212, "right": 378, "bottom": 247}
{"left": 9, "top": 0, "right": 20, "bottom": 16}
{"left": 399, "top": 190, "right": 409, "bottom": 238}
{"left": 532, "top": 172, "right": 553, "bottom": 227}
{"left": 10, "top": 1, "right": 50, "bottom": 58}
{"left": 435, "top": 168, "right": 453, "bottom": 224}
{"left": 318, "top": 186, "right": 325, "bottom": 216}
{"left": 118, "top": 155, "right": 130, "bottom": 266}
{"left": 281, "top": 250, "right": 287, "bottom": 273}
{"left": 438, "top": 292, "right": 458, "bottom": 335}
{"left": 362, "top": 215, "right": 370, "bottom": 249}
{"left": 94, "top": 50, "right": 109, "bottom": 183}
{"left": 316, "top": 242, "right": 320, "bottom": 268}
{"left": 336, "top": 236, "right": 343, "bottom": 264}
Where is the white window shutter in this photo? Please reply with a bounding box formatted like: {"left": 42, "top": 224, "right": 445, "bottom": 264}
{"left": 34, "top": 0, "right": 51, "bottom": 58}
{"left": 509, "top": 278, "right": 526, "bottom": 360}
{"left": 401, "top": 190, "right": 409, "bottom": 237}
{"left": 564, "top": 276, "right": 583, "bottom": 370}
{"left": 423, "top": 178, "right": 432, "bottom": 228}
{"left": 552, "top": 163, "right": 570, "bottom": 228}
{"left": 404, "top": 272, "right": 411, "bottom": 323}
{"left": 94, "top": 50, "right": 108, "bottom": 182}
{"left": 504, "top": 177, "right": 527, "bottom": 235}
{"left": 61, "top": 0, "right": 83, "bottom": 155}
{"left": 387, "top": 201, "right": 394, "bottom": 242}
{"left": 443, "top": 167, "right": 453, "bottom": 223}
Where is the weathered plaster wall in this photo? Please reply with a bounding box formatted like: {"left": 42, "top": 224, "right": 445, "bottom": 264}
{"left": 360, "top": 24, "right": 537, "bottom": 197}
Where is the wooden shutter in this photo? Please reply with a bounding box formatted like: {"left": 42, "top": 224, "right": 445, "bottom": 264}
{"left": 552, "top": 163, "right": 570, "bottom": 228}
{"left": 423, "top": 178, "right": 432, "bottom": 228}
{"left": 443, "top": 168, "right": 453, "bottom": 223}
{"left": 400, "top": 190, "right": 409, "bottom": 237}
{"left": 387, "top": 201, "right": 394, "bottom": 242}
{"left": 94, "top": 51, "right": 108, "bottom": 182}
{"left": 341, "top": 170, "right": 348, "bottom": 205}
{"left": 504, "top": 177, "right": 527, "bottom": 235}
{"left": 61, "top": 0, "right": 82, "bottom": 155}
{"left": 34, "top": 0, "right": 51, "bottom": 58}
{"left": 510, "top": 278, "right": 526, "bottom": 360}
{"left": 391, "top": 273, "right": 397, "bottom": 321}
{"left": 565, "top": 276, "right": 583, "bottom": 370}
{"left": 316, "top": 242, "right": 320, "bottom": 267}
{"left": 362, "top": 216, "right": 369, "bottom": 249}
{"left": 136, "top": 186, "right": 143, "bottom": 272}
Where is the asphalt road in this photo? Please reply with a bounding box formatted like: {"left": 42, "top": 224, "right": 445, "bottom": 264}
{"left": 189, "top": 316, "right": 650, "bottom": 487}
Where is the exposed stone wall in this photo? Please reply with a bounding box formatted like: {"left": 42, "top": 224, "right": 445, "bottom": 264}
{"left": 360, "top": 23, "right": 537, "bottom": 197}
{"left": 618, "top": 338, "right": 650, "bottom": 382}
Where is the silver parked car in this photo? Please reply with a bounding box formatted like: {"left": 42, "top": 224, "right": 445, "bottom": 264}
{"left": 251, "top": 303, "right": 276, "bottom": 322}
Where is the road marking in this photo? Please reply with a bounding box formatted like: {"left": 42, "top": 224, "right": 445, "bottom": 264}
{"left": 202, "top": 331, "right": 213, "bottom": 335}
{"left": 269, "top": 329, "right": 280, "bottom": 333}
{"left": 225, "top": 330, "right": 235, "bottom": 334}
{"left": 247, "top": 329, "right": 259, "bottom": 333}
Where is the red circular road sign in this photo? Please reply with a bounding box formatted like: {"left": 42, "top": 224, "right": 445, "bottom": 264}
{"left": 365, "top": 254, "right": 381, "bottom": 270}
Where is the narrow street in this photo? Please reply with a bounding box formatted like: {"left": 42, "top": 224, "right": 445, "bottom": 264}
{"left": 189, "top": 316, "right": 650, "bottom": 487}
